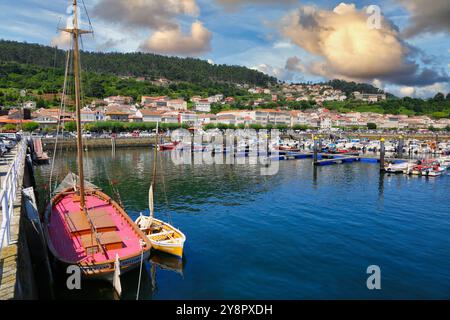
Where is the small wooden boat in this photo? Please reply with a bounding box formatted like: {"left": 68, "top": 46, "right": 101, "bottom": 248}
{"left": 135, "top": 123, "right": 186, "bottom": 258}
{"left": 136, "top": 216, "right": 186, "bottom": 258}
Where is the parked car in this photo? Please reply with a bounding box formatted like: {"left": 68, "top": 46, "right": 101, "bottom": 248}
{"left": 0, "top": 135, "right": 17, "bottom": 150}
{"left": 0, "top": 140, "right": 9, "bottom": 156}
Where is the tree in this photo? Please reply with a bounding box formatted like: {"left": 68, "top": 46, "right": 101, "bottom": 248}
{"left": 2, "top": 124, "right": 17, "bottom": 132}
{"left": 433, "top": 92, "right": 445, "bottom": 102}
{"left": 23, "top": 121, "right": 39, "bottom": 132}
{"left": 446, "top": 93, "right": 450, "bottom": 101}
{"left": 36, "top": 98, "right": 47, "bottom": 108}
{"left": 431, "top": 111, "right": 449, "bottom": 119}
{"left": 367, "top": 123, "right": 377, "bottom": 130}
{"left": 64, "top": 121, "right": 77, "bottom": 132}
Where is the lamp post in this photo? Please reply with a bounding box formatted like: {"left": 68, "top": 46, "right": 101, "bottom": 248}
{"left": 19, "top": 89, "right": 26, "bottom": 132}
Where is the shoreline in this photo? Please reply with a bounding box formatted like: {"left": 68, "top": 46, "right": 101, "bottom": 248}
{"left": 41, "top": 137, "right": 157, "bottom": 151}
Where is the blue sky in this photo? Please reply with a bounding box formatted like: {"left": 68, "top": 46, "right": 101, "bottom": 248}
{"left": 0, "top": 0, "right": 449, "bottom": 97}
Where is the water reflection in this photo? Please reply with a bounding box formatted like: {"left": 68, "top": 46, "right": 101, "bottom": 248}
{"left": 36, "top": 147, "right": 450, "bottom": 299}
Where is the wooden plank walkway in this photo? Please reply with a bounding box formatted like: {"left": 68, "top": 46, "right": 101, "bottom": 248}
{"left": 0, "top": 144, "right": 28, "bottom": 300}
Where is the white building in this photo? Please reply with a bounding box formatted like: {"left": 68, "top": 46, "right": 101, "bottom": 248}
{"left": 353, "top": 92, "right": 386, "bottom": 102}
{"left": 80, "top": 107, "right": 96, "bottom": 123}
{"left": 194, "top": 100, "right": 211, "bottom": 113}
{"left": 167, "top": 99, "right": 187, "bottom": 111}
{"left": 179, "top": 112, "right": 198, "bottom": 124}
{"left": 137, "top": 109, "right": 164, "bottom": 122}
{"left": 23, "top": 101, "right": 36, "bottom": 109}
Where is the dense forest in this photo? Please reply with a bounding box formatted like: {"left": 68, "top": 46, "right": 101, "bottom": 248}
{"left": 0, "top": 40, "right": 276, "bottom": 86}
{"left": 0, "top": 62, "right": 251, "bottom": 106}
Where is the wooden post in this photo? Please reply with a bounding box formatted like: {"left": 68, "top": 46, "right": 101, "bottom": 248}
{"left": 313, "top": 136, "right": 319, "bottom": 165}
{"left": 397, "top": 135, "right": 404, "bottom": 158}
{"left": 380, "top": 138, "right": 385, "bottom": 172}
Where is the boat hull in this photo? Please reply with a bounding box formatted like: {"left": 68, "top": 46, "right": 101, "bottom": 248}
{"left": 135, "top": 217, "right": 186, "bottom": 259}
{"left": 43, "top": 180, "right": 152, "bottom": 281}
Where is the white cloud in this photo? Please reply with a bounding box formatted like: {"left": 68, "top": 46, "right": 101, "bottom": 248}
{"left": 273, "top": 41, "right": 293, "bottom": 49}
{"left": 92, "top": 0, "right": 211, "bottom": 56}
{"left": 216, "top": 0, "right": 296, "bottom": 10}
{"left": 93, "top": 0, "right": 199, "bottom": 30}
{"left": 387, "top": 82, "right": 449, "bottom": 98}
{"left": 51, "top": 31, "right": 71, "bottom": 49}
{"left": 140, "top": 21, "right": 211, "bottom": 56}
{"left": 251, "top": 63, "right": 293, "bottom": 81}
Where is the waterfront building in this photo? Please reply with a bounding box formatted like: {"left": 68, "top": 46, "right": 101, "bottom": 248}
{"left": 216, "top": 114, "right": 236, "bottom": 125}
{"left": 33, "top": 115, "right": 59, "bottom": 127}
{"left": 105, "top": 111, "right": 130, "bottom": 122}
{"left": 161, "top": 111, "right": 180, "bottom": 123}
{"left": 198, "top": 113, "right": 216, "bottom": 125}
{"left": 255, "top": 109, "right": 290, "bottom": 126}
{"left": 179, "top": 111, "right": 198, "bottom": 125}
{"left": 290, "top": 111, "right": 309, "bottom": 127}
{"left": 137, "top": 109, "right": 165, "bottom": 123}
{"left": 80, "top": 107, "right": 96, "bottom": 123}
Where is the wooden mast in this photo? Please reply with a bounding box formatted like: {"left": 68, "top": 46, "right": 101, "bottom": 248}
{"left": 67, "top": 0, "right": 91, "bottom": 209}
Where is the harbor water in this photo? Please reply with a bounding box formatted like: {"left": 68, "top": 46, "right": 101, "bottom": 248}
{"left": 35, "top": 147, "right": 450, "bottom": 299}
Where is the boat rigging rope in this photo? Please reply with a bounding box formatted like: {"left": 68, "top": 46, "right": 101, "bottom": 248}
{"left": 136, "top": 241, "right": 145, "bottom": 300}
{"left": 49, "top": 47, "right": 71, "bottom": 199}
{"left": 158, "top": 154, "right": 173, "bottom": 225}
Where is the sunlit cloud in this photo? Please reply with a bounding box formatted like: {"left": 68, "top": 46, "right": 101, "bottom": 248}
{"left": 279, "top": 3, "right": 449, "bottom": 86}
{"left": 139, "top": 21, "right": 212, "bottom": 56}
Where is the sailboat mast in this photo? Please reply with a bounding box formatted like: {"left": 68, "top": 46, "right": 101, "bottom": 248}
{"left": 153, "top": 122, "right": 159, "bottom": 188}
{"left": 72, "top": 0, "right": 86, "bottom": 208}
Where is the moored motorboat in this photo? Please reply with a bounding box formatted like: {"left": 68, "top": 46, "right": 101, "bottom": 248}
{"left": 385, "top": 162, "right": 409, "bottom": 174}
{"left": 158, "top": 141, "right": 179, "bottom": 151}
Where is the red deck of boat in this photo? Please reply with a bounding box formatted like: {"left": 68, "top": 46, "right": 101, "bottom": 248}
{"left": 48, "top": 193, "right": 142, "bottom": 264}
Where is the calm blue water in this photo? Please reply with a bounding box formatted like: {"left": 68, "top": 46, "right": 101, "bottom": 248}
{"left": 35, "top": 148, "right": 450, "bottom": 299}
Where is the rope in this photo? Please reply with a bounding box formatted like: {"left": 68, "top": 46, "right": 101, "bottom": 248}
{"left": 136, "top": 242, "right": 145, "bottom": 300}
{"left": 158, "top": 155, "right": 173, "bottom": 225}
{"left": 49, "top": 45, "right": 71, "bottom": 200}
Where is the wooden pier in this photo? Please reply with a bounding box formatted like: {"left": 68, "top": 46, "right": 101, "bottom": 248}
{"left": 0, "top": 139, "right": 52, "bottom": 300}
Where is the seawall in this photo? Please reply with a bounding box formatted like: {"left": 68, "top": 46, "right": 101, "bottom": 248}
{"left": 42, "top": 137, "right": 157, "bottom": 151}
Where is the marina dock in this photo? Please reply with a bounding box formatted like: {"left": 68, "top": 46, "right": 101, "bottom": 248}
{"left": 0, "top": 139, "right": 52, "bottom": 299}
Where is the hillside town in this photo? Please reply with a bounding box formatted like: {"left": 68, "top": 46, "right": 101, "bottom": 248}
{"left": 0, "top": 83, "right": 449, "bottom": 131}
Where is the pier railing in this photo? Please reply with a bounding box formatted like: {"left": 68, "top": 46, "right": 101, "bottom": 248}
{"left": 0, "top": 140, "right": 28, "bottom": 250}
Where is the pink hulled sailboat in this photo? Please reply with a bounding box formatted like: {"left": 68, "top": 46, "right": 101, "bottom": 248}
{"left": 43, "top": 0, "right": 151, "bottom": 280}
